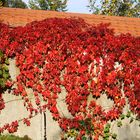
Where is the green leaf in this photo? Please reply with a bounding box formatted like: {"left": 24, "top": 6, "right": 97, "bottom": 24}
{"left": 104, "top": 123, "right": 110, "bottom": 133}
{"left": 79, "top": 120, "right": 85, "bottom": 126}
{"left": 0, "top": 51, "right": 3, "bottom": 57}
{"left": 104, "top": 127, "right": 110, "bottom": 133}
{"left": 5, "top": 58, "right": 9, "bottom": 65}
{"left": 117, "top": 121, "right": 122, "bottom": 127}
{"left": 130, "top": 117, "right": 133, "bottom": 123}
{"left": 106, "top": 123, "right": 111, "bottom": 128}
{"left": 103, "top": 133, "right": 110, "bottom": 140}
{"left": 104, "top": 133, "right": 110, "bottom": 138}
{"left": 3, "top": 65, "right": 9, "bottom": 72}
{"left": 82, "top": 136, "right": 87, "bottom": 140}
{"left": 91, "top": 125, "right": 94, "bottom": 130}
{"left": 112, "top": 133, "right": 117, "bottom": 139}
{"left": 0, "top": 70, "right": 2, "bottom": 75}
{"left": 120, "top": 114, "right": 125, "bottom": 120}
{"left": 3, "top": 73, "right": 9, "bottom": 79}
{"left": 0, "top": 79, "right": 5, "bottom": 88}
{"left": 126, "top": 111, "right": 131, "bottom": 118}
{"left": 103, "top": 138, "right": 109, "bottom": 140}
{"left": 86, "top": 129, "right": 90, "bottom": 134}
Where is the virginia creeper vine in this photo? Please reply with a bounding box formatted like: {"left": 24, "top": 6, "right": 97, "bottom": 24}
{"left": 0, "top": 18, "right": 140, "bottom": 140}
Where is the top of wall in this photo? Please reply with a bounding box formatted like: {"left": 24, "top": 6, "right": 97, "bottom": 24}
{"left": 0, "top": 7, "right": 140, "bottom": 36}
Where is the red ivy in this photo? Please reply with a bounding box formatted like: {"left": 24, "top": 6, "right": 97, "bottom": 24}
{"left": 0, "top": 18, "right": 140, "bottom": 139}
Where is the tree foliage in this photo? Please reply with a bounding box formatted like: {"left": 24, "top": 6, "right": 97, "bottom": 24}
{"left": 88, "top": 0, "right": 140, "bottom": 17}
{"left": 0, "top": 0, "right": 2, "bottom": 6}
{"left": 0, "top": 0, "right": 6, "bottom": 6}
{"left": 2, "top": 0, "right": 27, "bottom": 8}
{"left": 28, "top": 0, "right": 67, "bottom": 11}
{"left": 8, "top": 0, "right": 27, "bottom": 8}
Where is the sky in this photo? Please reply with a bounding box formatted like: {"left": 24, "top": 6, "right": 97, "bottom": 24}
{"left": 23, "top": 0, "right": 91, "bottom": 14}
{"left": 67, "top": 0, "right": 91, "bottom": 14}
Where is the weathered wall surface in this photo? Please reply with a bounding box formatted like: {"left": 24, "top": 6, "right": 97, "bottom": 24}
{"left": 0, "top": 59, "right": 140, "bottom": 140}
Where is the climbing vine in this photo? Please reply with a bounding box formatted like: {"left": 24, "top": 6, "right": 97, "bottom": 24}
{"left": 0, "top": 48, "right": 11, "bottom": 113}
{"left": 0, "top": 50, "right": 10, "bottom": 89}
{"left": 0, "top": 18, "right": 140, "bottom": 140}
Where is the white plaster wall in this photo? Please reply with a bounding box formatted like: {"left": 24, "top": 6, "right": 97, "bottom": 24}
{"left": 1, "top": 93, "right": 42, "bottom": 140}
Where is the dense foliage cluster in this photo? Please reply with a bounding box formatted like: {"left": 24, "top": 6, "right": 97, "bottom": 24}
{"left": 88, "top": 0, "right": 140, "bottom": 17}
{"left": 28, "top": 0, "right": 67, "bottom": 11}
{"left": 0, "top": 18, "right": 140, "bottom": 140}
{"left": 1, "top": 0, "right": 67, "bottom": 11}
{"left": 1, "top": 0, "right": 27, "bottom": 8}
{"left": 0, "top": 50, "right": 10, "bottom": 90}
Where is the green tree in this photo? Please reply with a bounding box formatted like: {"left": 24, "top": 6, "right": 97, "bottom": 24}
{"left": 2, "top": 0, "right": 27, "bottom": 8}
{"left": 88, "top": 0, "right": 140, "bottom": 17}
{"left": 0, "top": 0, "right": 6, "bottom": 6}
{"left": 28, "top": 0, "right": 67, "bottom": 11}
{"left": 7, "top": 0, "right": 27, "bottom": 8}
{"left": 0, "top": 0, "right": 2, "bottom": 6}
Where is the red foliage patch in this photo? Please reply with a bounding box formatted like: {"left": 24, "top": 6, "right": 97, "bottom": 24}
{"left": 0, "top": 18, "right": 140, "bottom": 139}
